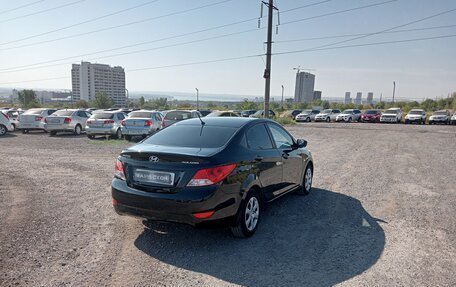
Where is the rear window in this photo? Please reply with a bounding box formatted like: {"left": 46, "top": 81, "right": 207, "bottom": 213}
{"left": 129, "top": 112, "right": 152, "bottom": 118}
{"left": 52, "top": 110, "right": 74, "bottom": 116}
{"left": 144, "top": 125, "right": 237, "bottom": 148}
{"left": 23, "top": 109, "right": 44, "bottom": 115}
{"left": 164, "top": 111, "right": 192, "bottom": 120}
{"left": 92, "top": 113, "right": 114, "bottom": 119}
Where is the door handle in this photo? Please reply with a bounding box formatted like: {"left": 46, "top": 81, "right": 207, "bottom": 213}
{"left": 254, "top": 156, "right": 264, "bottom": 162}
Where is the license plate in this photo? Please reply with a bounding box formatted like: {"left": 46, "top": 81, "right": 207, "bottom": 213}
{"left": 133, "top": 169, "right": 175, "bottom": 186}
{"left": 49, "top": 118, "right": 60, "bottom": 123}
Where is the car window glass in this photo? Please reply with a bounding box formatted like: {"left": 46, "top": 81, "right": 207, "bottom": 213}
{"left": 245, "top": 124, "right": 273, "bottom": 150}
{"left": 268, "top": 124, "right": 294, "bottom": 149}
{"left": 85, "top": 112, "right": 92, "bottom": 118}
{"left": 47, "top": 110, "right": 56, "bottom": 115}
{"left": 117, "top": 113, "right": 124, "bottom": 120}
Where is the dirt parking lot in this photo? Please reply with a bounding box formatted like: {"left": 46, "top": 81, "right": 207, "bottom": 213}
{"left": 1, "top": 123, "right": 455, "bottom": 287}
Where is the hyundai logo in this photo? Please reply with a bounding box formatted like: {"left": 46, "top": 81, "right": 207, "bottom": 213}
{"left": 149, "top": 156, "right": 159, "bottom": 162}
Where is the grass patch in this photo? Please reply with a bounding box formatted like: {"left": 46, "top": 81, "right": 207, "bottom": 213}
{"left": 273, "top": 116, "right": 296, "bottom": 125}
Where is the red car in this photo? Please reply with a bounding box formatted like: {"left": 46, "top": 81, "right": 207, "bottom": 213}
{"left": 360, "top": 110, "right": 382, "bottom": 122}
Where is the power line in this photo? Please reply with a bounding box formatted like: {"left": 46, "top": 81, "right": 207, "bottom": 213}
{"left": 0, "top": 0, "right": 395, "bottom": 71}
{"left": 0, "top": 76, "right": 68, "bottom": 86}
{"left": 0, "top": 0, "right": 161, "bottom": 46}
{"left": 0, "top": 0, "right": 45, "bottom": 16}
{"left": 275, "top": 24, "right": 456, "bottom": 43}
{"left": 0, "top": 0, "right": 85, "bottom": 23}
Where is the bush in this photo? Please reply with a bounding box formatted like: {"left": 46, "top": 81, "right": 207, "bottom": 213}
{"left": 273, "top": 116, "right": 295, "bottom": 125}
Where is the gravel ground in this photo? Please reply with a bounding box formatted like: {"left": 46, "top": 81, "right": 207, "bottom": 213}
{"left": 0, "top": 123, "right": 455, "bottom": 287}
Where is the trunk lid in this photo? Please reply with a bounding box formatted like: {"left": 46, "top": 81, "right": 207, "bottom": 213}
{"left": 124, "top": 118, "right": 152, "bottom": 127}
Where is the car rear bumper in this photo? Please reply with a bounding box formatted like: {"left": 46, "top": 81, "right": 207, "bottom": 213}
{"left": 121, "top": 127, "right": 152, "bottom": 136}
{"left": 18, "top": 122, "right": 45, "bottom": 130}
{"left": 45, "top": 124, "right": 74, "bottom": 132}
{"left": 86, "top": 126, "right": 116, "bottom": 135}
{"left": 111, "top": 178, "right": 240, "bottom": 227}
{"left": 380, "top": 117, "right": 398, "bottom": 122}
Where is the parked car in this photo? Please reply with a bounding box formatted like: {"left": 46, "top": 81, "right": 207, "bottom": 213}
{"left": 161, "top": 110, "right": 202, "bottom": 129}
{"left": 380, "top": 108, "right": 403, "bottom": 123}
{"left": 280, "top": 110, "right": 302, "bottom": 120}
{"left": 249, "top": 110, "right": 276, "bottom": 118}
{"left": 198, "top": 110, "right": 212, "bottom": 117}
{"left": 44, "top": 109, "right": 91, "bottom": 136}
{"left": 404, "top": 109, "right": 426, "bottom": 124}
{"left": 86, "top": 111, "right": 126, "bottom": 139}
{"left": 241, "top": 110, "right": 257, "bottom": 117}
{"left": 111, "top": 117, "right": 313, "bottom": 238}
{"left": 1, "top": 109, "right": 25, "bottom": 131}
{"left": 315, "top": 109, "right": 341, "bottom": 122}
{"left": 451, "top": 112, "right": 456, "bottom": 125}
{"left": 18, "top": 108, "right": 58, "bottom": 133}
{"left": 295, "top": 109, "right": 320, "bottom": 122}
{"left": 360, "top": 110, "right": 382, "bottom": 122}
{"left": 121, "top": 110, "right": 163, "bottom": 141}
{"left": 335, "top": 109, "right": 362, "bottom": 122}
{"left": 206, "top": 111, "right": 240, "bottom": 117}
{"left": 0, "top": 112, "right": 14, "bottom": 136}
{"left": 429, "top": 110, "right": 451, "bottom": 125}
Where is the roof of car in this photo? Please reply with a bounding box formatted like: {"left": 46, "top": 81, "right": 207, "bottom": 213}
{"left": 175, "top": 117, "right": 259, "bottom": 128}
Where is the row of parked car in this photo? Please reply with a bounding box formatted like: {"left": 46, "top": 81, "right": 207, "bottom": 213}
{"left": 291, "top": 108, "right": 456, "bottom": 124}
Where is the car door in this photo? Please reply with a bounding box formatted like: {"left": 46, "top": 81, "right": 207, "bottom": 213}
{"left": 267, "top": 123, "right": 303, "bottom": 194}
{"left": 77, "top": 111, "right": 89, "bottom": 130}
{"left": 245, "top": 123, "right": 283, "bottom": 201}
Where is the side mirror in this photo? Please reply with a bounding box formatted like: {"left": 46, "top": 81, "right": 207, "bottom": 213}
{"left": 296, "top": 138, "right": 307, "bottom": 148}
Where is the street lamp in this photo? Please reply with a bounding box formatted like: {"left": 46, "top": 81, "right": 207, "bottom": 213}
{"left": 195, "top": 88, "right": 199, "bottom": 110}
{"left": 392, "top": 81, "right": 396, "bottom": 103}
{"left": 281, "top": 85, "right": 284, "bottom": 111}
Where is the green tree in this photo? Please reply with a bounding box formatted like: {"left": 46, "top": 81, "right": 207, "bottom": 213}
{"left": 91, "top": 92, "right": 113, "bottom": 109}
{"left": 75, "top": 100, "right": 89, "bottom": 108}
{"left": 18, "top": 89, "right": 38, "bottom": 108}
{"left": 322, "top": 100, "right": 330, "bottom": 109}
{"left": 236, "top": 99, "right": 259, "bottom": 111}
{"left": 139, "top": 96, "right": 145, "bottom": 108}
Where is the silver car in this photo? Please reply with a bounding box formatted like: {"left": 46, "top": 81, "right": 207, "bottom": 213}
{"left": 315, "top": 109, "right": 341, "bottom": 122}
{"left": 86, "top": 111, "right": 126, "bottom": 139}
{"left": 295, "top": 109, "right": 320, "bottom": 122}
{"left": 0, "top": 111, "right": 14, "bottom": 136}
{"left": 44, "top": 109, "right": 91, "bottom": 136}
{"left": 429, "top": 110, "right": 451, "bottom": 125}
{"left": 335, "top": 109, "right": 362, "bottom": 122}
{"left": 0, "top": 109, "right": 24, "bottom": 131}
{"left": 121, "top": 110, "right": 163, "bottom": 141}
{"left": 18, "top": 108, "right": 58, "bottom": 133}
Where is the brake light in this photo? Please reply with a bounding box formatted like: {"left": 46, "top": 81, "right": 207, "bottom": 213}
{"left": 104, "top": 120, "right": 114, "bottom": 124}
{"left": 64, "top": 117, "right": 71, "bottom": 124}
{"left": 187, "top": 163, "right": 236, "bottom": 187}
{"left": 35, "top": 116, "right": 43, "bottom": 121}
{"left": 144, "top": 120, "right": 152, "bottom": 126}
{"left": 121, "top": 120, "right": 126, "bottom": 126}
{"left": 193, "top": 210, "right": 215, "bottom": 219}
{"left": 114, "top": 159, "right": 126, "bottom": 180}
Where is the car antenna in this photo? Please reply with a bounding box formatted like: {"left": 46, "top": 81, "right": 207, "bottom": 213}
{"left": 196, "top": 111, "right": 205, "bottom": 126}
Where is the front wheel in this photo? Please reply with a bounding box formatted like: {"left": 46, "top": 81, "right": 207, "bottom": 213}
{"left": 348, "top": 117, "right": 352, "bottom": 123}
{"left": 0, "top": 124, "right": 7, "bottom": 136}
{"left": 114, "top": 128, "right": 122, "bottom": 139}
{"left": 74, "top": 125, "right": 82, "bottom": 135}
{"left": 326, "top": 117, "right": 330, "bottom": 122}
{"left": 230, "top": 190, "right": 261, "bottom": 238}
{"left": 297, "top": 164, "right": 313, "bottom": 195}
{"left": 306, "top": 117, "right": 311, "bottom": 122}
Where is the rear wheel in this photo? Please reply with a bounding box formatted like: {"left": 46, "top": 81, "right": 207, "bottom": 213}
{"left": 230, "top": 190, "right": 261, "bottom": 238}
{"left": 125, "top": 135, "right": 132, "bottom": 141}
{"left": 114, "top": 128, "right": 122, "bottom": 139}
{"left": 0, "top": 124, "right": 6, "bottom": 136}
{"left": 297, "top": 164, "right": 313, "bottom": 195}
{"left": 74, "top": 125, "right": 82, "bottom": 135}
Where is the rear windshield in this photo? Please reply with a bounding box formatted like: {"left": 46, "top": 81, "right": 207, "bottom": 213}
{"left": 23, "top": 109, "right": 44, "bottom": 115}
{"left": 365, "top": 110, "right": 379, "bottom": 114}
{"left": 52, "top": 110, "right": 74, "bottom": 116}
{"left": 129, "top": 112, "right": 152, "bottom": 118}
{"left": 144, "top": 125, "right": 237, "bottom": 148}
{"left": 92, "top": 113, "right": 114, "bottom": 119}
{"left": 164, "top": 111, "right": 191, "bottom": 120}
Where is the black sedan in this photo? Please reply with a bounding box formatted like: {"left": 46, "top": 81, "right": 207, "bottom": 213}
{"left": 112, "top": 117, "right": 313, "bottom": 237}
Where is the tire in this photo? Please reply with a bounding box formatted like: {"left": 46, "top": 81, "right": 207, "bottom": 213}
{"left": 74, "top": 124, "right": 82, "bottom": 135}
{"left": 125, "top": 135, "right": 132, "bottom": 141}
{"left": 114, "top": 128, "right": 122, "bottom": 139}
{"left": 0, "top": 124, "right": 6, "bottom": 136}
{"left": 230, "top": 189, "right": 261, "bottom": 238}
{"left": 306, "top": 117, "right": 311, "bottom": 122}
{"left": 348, "top": 117, "right": 352, "bottom": 123}
{"left": 326, "top": 117, "right": 330, "bottom": 122}
{"left": 50, "top": 131, "right": 57, "bottom": 136}
{"left": 11, "top": 123, "right": 16, "bottom": 131}
{"left": 296, "top": 163, "right": 313, "bottom": 195}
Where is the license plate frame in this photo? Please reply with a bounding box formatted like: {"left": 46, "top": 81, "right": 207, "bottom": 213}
{"left": 133, "top": 169, "right": 175, "bottom": 186}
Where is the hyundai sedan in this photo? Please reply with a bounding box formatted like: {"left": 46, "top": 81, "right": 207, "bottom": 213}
{"left": 112, "top": 117, "right": 313, "bottom": 238}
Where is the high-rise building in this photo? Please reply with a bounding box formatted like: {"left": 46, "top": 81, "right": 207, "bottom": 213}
{"left": 294, "top": 72, "right": 315, "bottom": 103}
{"left": 313, "top": 91, "right": 322, "bottom": 101}
{"left": 344, "top": 92, "right": 351, "bottom": 104}
{"left": 71, "top": 61, "right": 126, "bottom": 107}
{"left": 367, "top": 92, "right": 374, "bottom": 105}
{"left": 355, "top": 92, "right": 362, "bottom": 105}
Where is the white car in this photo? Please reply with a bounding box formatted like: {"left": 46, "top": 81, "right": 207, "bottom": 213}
{"left": 44, "top": 109, "right": 92, "bottom": 135}
{"left": 380, "top": 108, "right": 403, "bottom": 123}
{"left": 295, "top": 109, "right": 320, "bottom": 122}
{"left": 18, "top": 108, "right": 58, "bottom": 133}
{"left": 451, "top": 112, "right": 456, "bottom": 125}
{"left": 404, "top": 109, "right": 426, "bottom": 124}
{"left": 429, "top": 110, "right": 451, "bottom": 125}
{"left": 314, "top": 109, "right": 341, "bottom": 122}
{"left": 0, "top": 111, "right": 14, "bottom": 136}
{"left": 335, "top": 109, "right": 362, "bottom": 122}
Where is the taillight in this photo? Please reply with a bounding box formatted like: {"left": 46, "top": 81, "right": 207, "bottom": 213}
{"left": 86, "top": 120, "right": 92, "bottom": 124}
{"left": 187, "top": 163, "right": 236, "bottom": 187}
{"left": 144, "top": 120, "right": 152, "bottom": 126}
{"left": 121, "top": 120, "right": 126, "bottom": 126}
{"left": 64, "top": 117, "right": 71, "bottom": 124}
{"left": 114, "top": 159, "right": 126, "bottom": 180}
{"left": 104, "top": 120, "right": 114, "bottom": 124}
{"left": 35, "top": 116, "right": 43, "bottom": 121}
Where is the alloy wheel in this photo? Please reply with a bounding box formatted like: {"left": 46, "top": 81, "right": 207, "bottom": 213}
{"left": 0, "top": 125, "right": 6, "bottom": 136}
{"left": 305, "top": 167, "right": 312, "bottom": 191}
{"left": 244, "top": 197, "right": 259, "bottom": 231}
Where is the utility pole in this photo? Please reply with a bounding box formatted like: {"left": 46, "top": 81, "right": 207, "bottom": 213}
{"left": 195, "top": 88, "right": 199, "bottom": 110}
{"left": 392, "top": 81, "right": 396, "bottom": 103}
{"left": 281, "top": 85, "right": 284, "bottom": 111}
{"left": 262, "top": 0, "right": 277, "bottom": 118}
